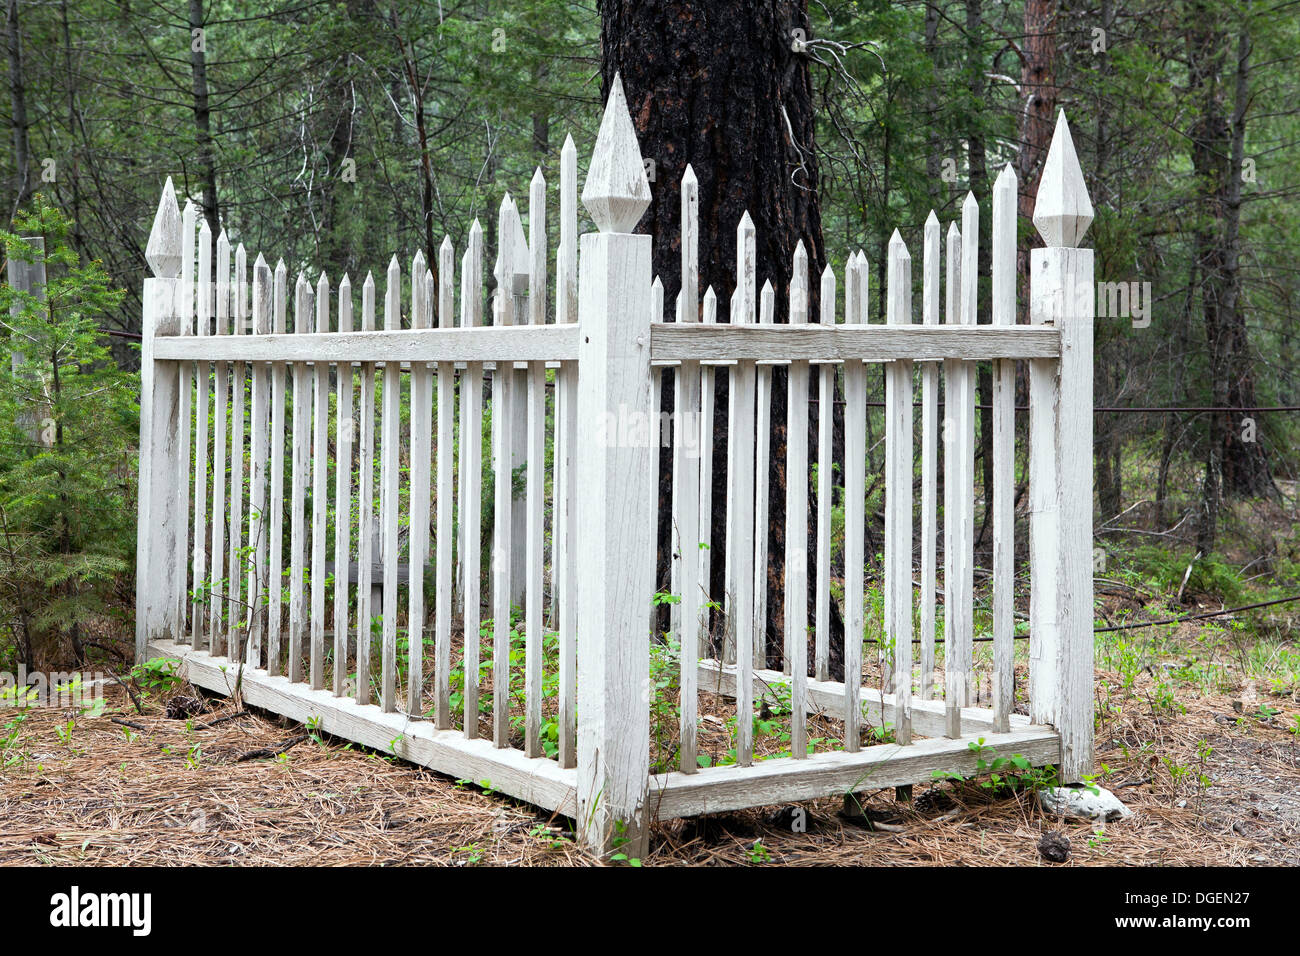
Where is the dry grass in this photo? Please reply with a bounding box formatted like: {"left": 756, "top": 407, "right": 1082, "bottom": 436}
{"left": 1, "top": 654, "right": 1296, "bottom": 866}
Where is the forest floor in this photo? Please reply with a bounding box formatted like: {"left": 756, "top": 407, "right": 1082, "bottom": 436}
{"left": 2, "top": 614, "right": 1297, "bottom": 866}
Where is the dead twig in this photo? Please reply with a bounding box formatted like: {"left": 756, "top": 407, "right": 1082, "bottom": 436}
{"left": 235, "top": 734, "right": 309, "bottom": 763}
{"left": 192, "top": 709, "right": 250, "bottom": 731}
{"left": 107, "top": 669, "right": 145, "bottom": 715}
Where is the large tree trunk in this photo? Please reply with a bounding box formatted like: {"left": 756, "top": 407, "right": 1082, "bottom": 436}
{"left": 188, "top": 0, "right": 220, "bottom": 238}
{"left": 597, "top": 0, "right": 840, "bottom": 676}
{"left": 1218, "top": 26, "right": 1270, "bottom": 498}
{"left": 6, "top": 0, "right": 32, "bottom": 219}
{"left": 1189, "top": 6, "right": 1268, "bottom": 551}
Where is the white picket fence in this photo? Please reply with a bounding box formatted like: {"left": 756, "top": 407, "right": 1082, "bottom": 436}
{"left": 134, "top": 75, "right": 1094, "bottom": 856}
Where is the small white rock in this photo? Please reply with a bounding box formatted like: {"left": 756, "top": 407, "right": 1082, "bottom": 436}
{"left": 1038, "top": 785, "right": 1134, "bottom": 822}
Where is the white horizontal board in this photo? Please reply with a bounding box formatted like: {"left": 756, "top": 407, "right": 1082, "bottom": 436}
{"left": 650, "top": 323, "right": 1060, "bottom": 362}
{"left": 154, "top": 325, "right": 581, "bottom": 363}
{"left": 648, "top": 725, "right": 1059, "bottom": 819}
{"left": 148, "top": 639, "right": 576, "bottom": 816}
{"left": 697, "top": 659, "right": 1033, "bottom": 739}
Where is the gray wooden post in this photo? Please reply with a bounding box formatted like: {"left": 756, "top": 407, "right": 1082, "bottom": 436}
{"left": 575, "top": 74, "right": 654, "bottom": 857}
{"left": 136, "top": 178, "right": 185, "bottom": 660}
{"left": 1028, "top": 112, "right": 1095, "bottom": 783}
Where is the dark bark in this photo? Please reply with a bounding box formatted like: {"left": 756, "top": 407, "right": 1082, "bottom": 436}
{"left": 187, "top": 0, "right": 219, "bottom": 239}
{"left": 1017, "top": 0, "right": 1058, "bottom": 334}
{"left": 924, "top": 0, "right": 941, "bottom": 209}
{"left": 965, "top": 0, "right": 995, "bottom": 556}
{"left": 1218, "top": 26, "right": 1270, "bottom": 498}
{"left": 394, "top": 29, "right": 437, "bottom": 279}
{"left": 597, "top": 0, "right": 840, "bottom": 676}
{"left": 1189, "top": 8, "right": 1269, "bottom": 551}
{"left": 6, "top": 0, "right": 32, "bottom": 219}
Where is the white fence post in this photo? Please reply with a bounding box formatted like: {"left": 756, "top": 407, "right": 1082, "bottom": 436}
{"left": 1029, "top": 111, "right": 1095, "bottom": 783}
{"left": 136, "top": 178, "right": 185, "bottom": 660}
{"left": 575, "top": 74, "right": 654, "bottom": 857}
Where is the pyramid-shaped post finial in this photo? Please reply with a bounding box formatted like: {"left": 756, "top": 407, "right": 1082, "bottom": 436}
{"left": 582, "top": 72, "right": 651, "bottom": 233}
{"left": 146, "top": 177, "right": 183, "bottom": 278}
{"left": 1033, "top": 111, "right": 1093, "bottom": 248}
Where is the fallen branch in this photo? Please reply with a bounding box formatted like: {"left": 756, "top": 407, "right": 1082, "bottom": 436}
{"left": 192, "top": 709, "right": 250, "bottom": 731}
{"left": 235, "top": 734, "right": 308, "bottom": 763}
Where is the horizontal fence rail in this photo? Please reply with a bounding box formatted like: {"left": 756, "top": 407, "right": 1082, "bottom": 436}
{"left": 648, "top": 323, "right": 1063, "bottom": 363}
{"left": 135, "top": 76, "right": 1094, "bottom": 858}
{"left": 152, "top": 325, "right": 582, "bottom": 363}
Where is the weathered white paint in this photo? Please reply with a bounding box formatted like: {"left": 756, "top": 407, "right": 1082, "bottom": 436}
{"left": 134, "top": 273, "right": 182, "bottom": 659}
{"left": 646, "top": 323, "right": 1059, "bottom": 363}
{"left": 436, "top": 238, "right": 456, "bottom": 729}
{"left": 525, "top": 170, "right": 547, "bottom": 757}
{"left": 726, "top": 211, "right": 757, "bottom": 767}
{"left": 458, "top": 224, "right": 484, "bottom": 735}
{"left": 407, "top": 253, "right": 432, "bottom": 712}
{"left": 174, "top": 201, "right": 194, "bottom": 647}
{"left": 698, "top": 659, "right": 1034, "bottom": 738}
{"left": 154, "top": 324, "right": 581, "bottom": 363}
{"left": 267, "top": 260, "right": 288, "bottom": 674}
{"left": 842, "top": 251, "right": 865, "bottom": 752}
{"left": 752, "top": 279, "right": 774, "bottom": 670}
{"left": 785, "top": 240, "right": 810, "bottom": 758}
{"left": 1030, "top": 111, "right": 1095, "bottom": 783}
{"left": 209, "top": 231, "right": 230, "bottom": 655}
{"left": 191, "top": 217, "right": 210, "bottom": 651}
{"left": 288, "top": 273, "right": 312, "bottom": 683}
{"left": 247, "top": 255, "right": 272, "bottom": 666}
{"left": 885, "top": 233, "right": 914, "bottom": 744}
{"left": 310, "top": 272, "right": 332, "bottom": 691}
{"left": 815, "top": 264, "right": 835, "bottom": 682}
{"left": 942, "top": 221, "right": 964, "bottom": 739}
{"left": 991, "top": 163, "right": 1018, "bottom": 732}
{"left": 137, "top": 100, "right": 1097, "bottom": 849}
{"left": 380, "top": 257, "right": 402, "bottom": 712}
{"left": 649, "top": 725, "right": 1059, "bottom": 819}
{"left": 698, "top": 286, "right": 717, "bottom": 640}
{"left": 919, "top": 212, "right": 940, "bottom": 701}
{"left": 579, "top": 73, "right": 652, "bottom": 234}
{"left": 144, "top": 177, "right": 184, "bottom": 279}
{"left": 149, "top": 639, "right": 577, "bottom": 816}
{"left": 355, "top": 273, "right": 377, "bottom": 702}
{"left": 333, "top": 274, "right": 354, "bottom": 695}
{"left": 575, "top": 81, "right": 653, "bottom": 857}
{"left": 227, "top": 245, "right": 247, "bottom": 660}
{"left": 492, "top": 195, "right": 517, "bottom": 748}
{"left": 675, "top": 163, "right": 702, "bottom": 773}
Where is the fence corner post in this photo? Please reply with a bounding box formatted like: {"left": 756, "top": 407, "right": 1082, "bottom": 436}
{"left": 1028, "top": 112, "right": 1095, "bottom": 783}
{"left": 575, "top": 74, "right": 654, "bottom": 858}
{"left": 136, "top": 177, "right": 185, "bottom": 661}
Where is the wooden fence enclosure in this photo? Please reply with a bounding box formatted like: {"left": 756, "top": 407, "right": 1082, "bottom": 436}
{"left": 135, "top": 75, "right": 1095, "bottom": 856}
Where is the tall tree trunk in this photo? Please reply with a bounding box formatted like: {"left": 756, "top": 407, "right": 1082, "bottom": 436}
{"left": 1218, "top": 25, "right": 1270, "bottom": 497}
{"left": 6, "top": 0, "right": 32, "bottom": 219}
{"left": 597, "top": 0, "right": 838, "bottom": 676}
{"left": 394, "top": 27, "right": 437, "bottom": 276}
{"left": 965, "top": 0, "right": 995, "bottom": 554}
{"left": 1017, "top": 0, "right": 1058, "bottom": 316}
{"left": 924, "top": 0, "right": 941, "bottom": 209}
{"left": 188, "top": 0, "right": 219, "bottom": 238}
{"left": 1188, "top": 0, "right": 1229, "bottom": 553}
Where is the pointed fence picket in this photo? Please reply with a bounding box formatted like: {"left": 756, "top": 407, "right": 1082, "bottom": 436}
{"left": 136, "top": 81, "right": 1094, "bottom": 859}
